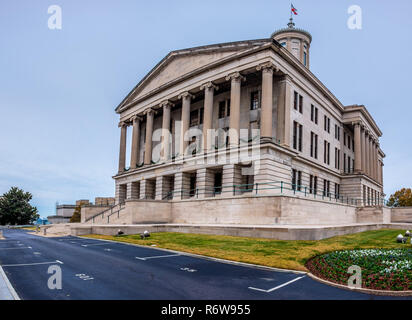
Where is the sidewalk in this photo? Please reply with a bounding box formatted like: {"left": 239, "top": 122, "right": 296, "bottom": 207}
{"left": 0, "top": 266, "right": 19, "bottom": 300}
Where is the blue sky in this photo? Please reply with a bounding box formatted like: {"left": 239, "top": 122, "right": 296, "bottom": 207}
{"left": 0, "top": 0, "right": 411, "bottom": 218}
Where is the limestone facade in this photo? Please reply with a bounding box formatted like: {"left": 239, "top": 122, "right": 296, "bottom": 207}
{"left": 112, "top": 22, "right": 385, "bottom": 220}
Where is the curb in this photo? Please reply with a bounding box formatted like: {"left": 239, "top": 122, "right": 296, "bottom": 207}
{"left": 0, "top": 266, "right": 20, "bottom": 300}
{"left": 78, "top": 235, "right": 307, "bottom": 275}
{"left": 307, "top": 272, "right": 412, "bottom": 297}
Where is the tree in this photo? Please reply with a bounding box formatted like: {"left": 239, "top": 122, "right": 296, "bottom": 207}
{"left": 0, "top": 187, "right": 39, "bottom": 225}
{"left": 69, "top": 206, "right": 81, "bottom": 223}
{"left": 387, "top": 188, "right": 412, "bottom": 207}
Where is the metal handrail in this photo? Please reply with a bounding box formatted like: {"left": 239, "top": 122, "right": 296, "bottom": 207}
{"left": 85, "top": 203, "right": 125, "bottom": 223}
{"left": 159, "top": 180, "right": 391, "bottom": 207}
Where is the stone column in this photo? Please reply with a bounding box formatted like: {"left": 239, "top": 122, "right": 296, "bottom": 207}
{"left": 375, "top": 143, "right": 379, "bottom": 181}
{"left": 277, "top": 74, "right": 292, "bottom": 147}
{"left": 130, "top": 116, "right": 141, "bottom": 169}
{"left": 369, "top": 137, "right": 373, "bottom": 179}
{"left": 144, "top": 108, "right": 155, "bottom": 165}
{"left": 226, "top": 72, "right": 244, "bottom": 147}
{"left": 364, "top": 132, "right": 370, "bottom": 176}
{"left": 178, "top": 92, "right": 193, "bottom": 157}
{"left": 160, "top": 101, "right": 173, "bottom": 162}
{"left": 200, "top": 82, "right": 218, "bottom": 153}
{"left": 118, "top": 121, "right": 127, "bottom": 173}
{"left": 257, "top": 63, "right": 276, "bottom": 141}
{"left": 360, "top": 126, "right": 366, "bottom": 174}
{"left": 354, "top": 122, "right": 362, "bottom": 173}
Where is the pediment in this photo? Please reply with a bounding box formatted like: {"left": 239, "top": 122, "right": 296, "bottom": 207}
{"left": 117, "top": 40, "right": 270, "bottom": 111}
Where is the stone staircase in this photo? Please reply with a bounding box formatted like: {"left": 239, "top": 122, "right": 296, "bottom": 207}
{"left": 84, "top": 203, "right": 129, "bottom": 225}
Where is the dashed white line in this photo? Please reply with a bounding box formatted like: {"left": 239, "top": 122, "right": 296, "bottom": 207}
{"left": 136, "top": 254, "right": 181, "bottom": 261}
{"left": 248, "top": 276, "right": 306, "bottom": 293}
{"left": 0, "top": 247, "right": 32, "bottom": 250}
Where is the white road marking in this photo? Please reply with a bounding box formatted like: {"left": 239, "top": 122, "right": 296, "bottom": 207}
{"left": 0, "top": 266, "right": 20, "bottom": 300}
{"left": 0, "top": 247, "right": 32, "bottom": 250}
{"left": 2, "top": 260, "right": 63, "bottom": 267}
{"left": 81, "top": 243, "right": 111, "bottom": 247}
{"left": 248, "top": 276, "right": 306, "bottom": 293}
{"left": 180, "top": 267, "right": 197, "bottom": 273}
{"left": 136, "top": 254, "right": 181, "bottom": 261}
{"left": 58, "top": 239, "right": 86, "bottom": 242}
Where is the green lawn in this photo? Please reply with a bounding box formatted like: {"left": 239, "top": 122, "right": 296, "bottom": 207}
{"left": 83, "top": 229, "right": 411, "bottom": 271}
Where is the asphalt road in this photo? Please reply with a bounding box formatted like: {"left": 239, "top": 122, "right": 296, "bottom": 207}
{"left": 0, "top": 228, "right": 410, "bottom": 300}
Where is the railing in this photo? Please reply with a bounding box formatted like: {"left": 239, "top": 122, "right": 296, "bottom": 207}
{"left": 161, "top": 180, "right": 391, "bottom": 207}
{"left": 85, "top": 203, "right": 126, "bottom": 224}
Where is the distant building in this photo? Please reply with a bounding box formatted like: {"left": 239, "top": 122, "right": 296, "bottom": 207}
{"left": 48, "top": 198, "right": 115, "bottom": 224}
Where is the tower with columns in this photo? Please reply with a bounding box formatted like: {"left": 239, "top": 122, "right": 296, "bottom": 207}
{"left": 112, "top": 21, "right": 385, "bottom": 221}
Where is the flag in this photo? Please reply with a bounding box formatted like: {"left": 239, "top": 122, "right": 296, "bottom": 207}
{"left": 291, "top": 4, "right": 298, "bottom": 15}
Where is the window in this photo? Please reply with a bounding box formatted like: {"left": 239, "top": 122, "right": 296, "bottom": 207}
{"left": 250, "top": 91, "right": 260, "bottom": 110}
{"left": 335, "top": 124, "right": 340, "bottom": 140}
{"left": 214, "top": 171, "right": 223, "bottom": 195}
{"left": 335, "top": 148, "right": 341, "bottom": 170}
{"left": 280, "top": 42, "right": 286, "bottom": 47}
{"left": 218, "top": 100, "right": 230, "bottom": 119}
{"left": 303, "top": 52, "right": 307, "bottom": 66}
{"left": 199, "top": 108, "right": 204, "bottom": 124}
{"left": 311, "top": 105, "right": 318, "bottom": 123}
{"left": 324, "top": 116, "right": 330, "bottom": 132}
{"left": 309, "top": 175, "right": 318, "bottom": 194}
{"left": 348, "top": 136, "right": 351, "bottom": 150}
{"left": 190, "top": 110, "right": 199, "bottom": 127}
{"left": 293, "top": 92, "right": 303, "bottom": 113}
{"left": 310, "top": 132, "right": 318, "bottom": 159}
{"left": 292, "top": 169, "right": 302, "bottom": 191}
{"left": 343, "top": 153, "right": 347, "bottom": 172}
{"left": 335, "top": 183, "right": 340, "bottom": 199}
{"left": 348, "top": 156, "right": 351, "bottom": 173}
{"left": 352, "top": 138, "right": 355, "bottom": 152}
{"left": 323, "top": 179, "right": 330, "bottom": 197}
{"left": 218, "top": 101, "right": 226, "bottom": 119}
{"left": 294, "top": 91, "right": 298, "bottom": 110}
{"left": 293, "top": 121, "right": 303, "bottom": 152}
{"left": 324, "top": 141, "right": 330, "bottom": 165}
{"left": 344, "top": 132, "right": 347, "bottom": 146}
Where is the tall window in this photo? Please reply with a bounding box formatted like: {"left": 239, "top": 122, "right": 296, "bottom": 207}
{"left": 344, "top": 132, "right": 347, "bottom": 146}
{"left": 250, "top": 91, "right": 260, "bottom": 110}
{"left": 218, "top": 100, "right": 230, "bottom": 119}
{"left": 324, "top": 141, "right": 330, "bottom": 165}
{"left": 348, "top": 156, "right": 351, "bottom": 173}
{"left": 310, "top": 175, "right": 318, "bottom": 194}
{"left": 310, "top": 132, "right": 318, "bottom": 159}
{"left": 344, "top": 153, "right": 347, "bottom": 173}
{"left": 293, "top": 91, "right": 303, "bottom": 113}
{"left": 292, "top": 169, "right": 302, "bottom": 191}
{"left": 323, "top": 179, "right": 330, "bottom": 197}
{"left": 335, "top": 183, "right": 341, "bottom": 199}
{"left": 311, "top": 105, "right": 318, "bottom": 124}
{"left": 293, "top": 121, "right": 303, "bottom": 152}
{"left": 335, "top": 148, "right": 341, "bottom": 170}
{"left": 335, "top": 125, "right": 340, "bottom": 140}
{"left": 324, "top": 116, "right": 330, "bottom": 133}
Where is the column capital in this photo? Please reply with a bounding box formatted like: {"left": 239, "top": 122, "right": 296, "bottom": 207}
{"left": 352, "top": 121, "right": 362, "bottom": 127}
{"left": 178, "top": 91, "right": 194, "bottom": 100}
{"left": 225, "top": 71, "right": 245, "bottom": 82}
{"left": 160, "top": 100, "right": 175, "bottom": 109}
{"left": 144, "top": 108, "right": 155, "bottom": 116}
{"left": 118, "top": 121, "right": 128, "bottom": 128}
{"left": 256, "top": 62, "right": 279, "bottom": 73}
{"left": 130, "top": 115, "right": 142, "bottom": 123}
{"left": 200, "top": 81, "right": 218, "bottom": 91}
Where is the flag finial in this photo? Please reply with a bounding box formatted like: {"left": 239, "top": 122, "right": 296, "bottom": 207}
{"left": 289, "top": 3, "right": 298, "bottom": 28}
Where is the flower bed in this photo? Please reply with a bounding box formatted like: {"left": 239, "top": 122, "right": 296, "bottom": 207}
{"left": 306, "top": 249, "right": 412, "bottom": 291}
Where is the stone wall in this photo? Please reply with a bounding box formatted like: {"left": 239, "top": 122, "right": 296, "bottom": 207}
{"left": 81, "top": 206, "right": 112, "bottom": 223}
{"left": 391, "top": 207, "right": 412, "bottom": 223}
{"left": 126, "top": 195, "right": 357, "bottom": 226}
